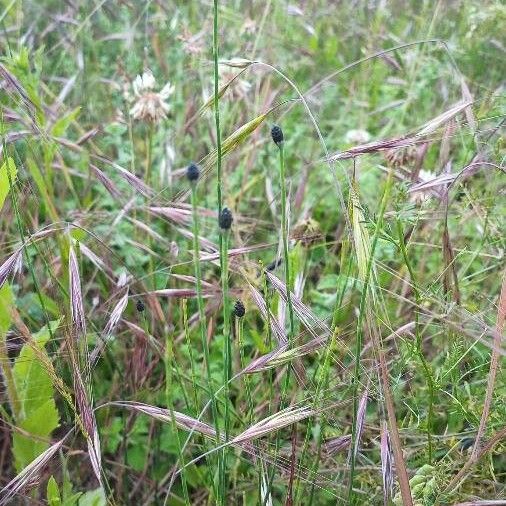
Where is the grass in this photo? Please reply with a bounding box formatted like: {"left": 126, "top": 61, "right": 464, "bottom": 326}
{"left": 0, "top": 1, "right": 505, "bottom": 505}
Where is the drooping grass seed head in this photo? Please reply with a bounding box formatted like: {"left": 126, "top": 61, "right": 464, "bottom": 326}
{"left": 219, "top": 207, "right": 233, "bottom": 230}
{"left": 136, "top": 299, "right": 145, "bottom": 312}
{"left": 271, "top": 124, "right": 284, "bottom": 146}
{"left": 186, "top": 162, "right": 200, "bottom": 183}
{"left": 233, "top": 300, "right": 245, "bottom": 318}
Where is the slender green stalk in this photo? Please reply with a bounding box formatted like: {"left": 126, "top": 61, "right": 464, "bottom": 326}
{"left": 190, "top": 183, "right": 221, "bottom": 502}
{"left": 213, "top": 0, "right": 223, "bottom": 214}
{"left": 396, "top": 218, "right": 435, "bottom": 463}
{"left": 213, "top": 4, "right": 226, "bottom": 501}
{"left": 145, "top": 122, "right": 154, "bottom": 184}
{"left": 182, "top": 299, "right": 200, "bottom": 413}
{"left": 265, "top": 138, "right": 297, "bottom": 502}
{"left": 220, "top": 227, "right": 231, "bottom": 503}
{"left": 164, "top": 331, "right": 190, "bottom": 506}
{"left": 221, "top": 230, "right": 231, "bottom": 438}
{"left": 297, "top": 328, "right": 338, "bottom": 504}
{"left": 347, "top": 168, "right": 394, "bottom": 504}
{"left": 279, "top": 143, "right": 295, "bottom": 342}
{"left": 237, "top": 317, "right": 253, "bottom": 421}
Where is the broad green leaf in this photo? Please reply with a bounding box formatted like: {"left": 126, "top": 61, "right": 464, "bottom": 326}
{"left": 12, "top": 319, "right": 61, "bottom": 471}
{"left": 47, "top": 476, "right": 62, "bottom": 506}
{"left": 0, "top": 157, "right": 17, "bottom": 211}
{"left": 76, "top": 488, "right": 106, "bottom": 506}
{"left": 13, "top": 399, "right": 60, "bottom": 470}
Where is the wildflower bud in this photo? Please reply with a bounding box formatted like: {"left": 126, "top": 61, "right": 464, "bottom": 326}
{"left": 233, "top": 300, "right": 245, "bottom": 318}
{"left": 136, "top": 299, "right": 145, "bottom": 312}
{"left": 219, "top": 207, "right": 233, "bottom": 230}
{"left": 271, "top": 124, "right": 284, "bottom": 145}
{"left": 186, "top": 163, "right": 200, "bottom": 182}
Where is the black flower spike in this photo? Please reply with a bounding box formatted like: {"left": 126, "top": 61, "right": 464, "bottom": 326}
{"left": 271, "top": 124, "right": 284, "bottom": 145}
{"left": 186, "top": 162, "right": 200, "bottom": 182}
{"left": 233, "top": 300, "right": 245, "bottom": 318}
{"left": 219, "top": 207, "right": 233, "bottom": 230}
{"left": 136, "top": 299, "right": 145, "bottom": 312}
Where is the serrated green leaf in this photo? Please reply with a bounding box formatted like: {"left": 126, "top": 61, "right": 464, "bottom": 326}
{"left": 11, "top": 319, "right": 61, "bottom": 471}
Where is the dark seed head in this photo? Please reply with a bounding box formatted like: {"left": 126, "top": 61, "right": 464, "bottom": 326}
{"left": 271, "top": 124, "right": 284, "bottom": 145}
{"left": 233, "top": 300, "right": 245, "bottom": 318}
{"left": 186, "top": 162, "right": 200, "bottom": 182}
{"left": 136, "top": 299, "right": 145, "bottom": 312}
{"left": 219, "top": 207, "right": 233, "bottom": 230}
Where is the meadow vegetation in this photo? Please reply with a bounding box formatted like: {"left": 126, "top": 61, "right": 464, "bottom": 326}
{"left": 0, "top": 1, "right": 505, "bottom": 504}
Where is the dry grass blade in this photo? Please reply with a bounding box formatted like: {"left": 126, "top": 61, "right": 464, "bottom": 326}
{"left": 92, "top": 155, "right": 154, "bottom": 198}
{"left": 107, "top": 401, "right": 217, "bottom": 439}
{"left": 143, "top": 288, "right": 218, "bottom": 298}
{"left": 230, "top": 407, "right": 314, "bottom": 445}
{"left": 0, "top": 63, "right": 40, "bottom": 127}
{"left": 266, "top": 272, "right": 331, "bottom": 338}
{"left": 103, "top": 289, "right": 129, "bottom": 337}
{"left": 408, "top": 173, "right": 456, "bottom": 194}
{"left": 248, "top": 283, "right": 288, "bottom": 345}
{"left": 375, "top": 322, "right": 413, "bottom": 506}
{"left": 328, "top": 101, "right": 472, "bottom": 162}
{"left": 90, "top": 289, "right": 130, "bottom": 364}
{"left": 417, "top": 100, "right": 472, "bottom": 136}
{"left": 244, "top": 338, "right": 325, "bottom": 374}
{"left": 90, "top": 164, "right": 123, "bottom": 199}
{"left": 323, "top": 435, "right": 351, "bottom": 455}
{"left": 350, "top": 387, "right": 368, "bottom": 463}
{"left": 79, "top": 242, "right": 108, "bottom": 274}
{"left": 472, "top": 272, "right": 506, "bottom": 454}
{"left": 148, "top": 206, "right": 192, "bottom": 226}
{"left": 380, "top": 421, "right": 393, "bottom": 506}
{"left": 106, "top": 402, "right": 312, "bottom": 454}
{"left": 243, "top": 344, "right": 289, "bottom": 374}
{"left": 73, "top": 365, "right": 102, "bottom": 484}
{"left": 453, "top": 501, "right": 506, "bottom": 506}
{"left": 0, "top": 436, "right": 66, "bottom": 505}
{"left": 200, "top": 243, "right": 274, "bottom": 262}
{"left": 69, "top": 243, "right": 86, "bottom": 339}
{"left": 0, "top": 248, "right": 22, "bottom": 289}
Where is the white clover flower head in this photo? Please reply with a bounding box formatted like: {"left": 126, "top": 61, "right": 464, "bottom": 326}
{"left": 345, "top": 129, "right": 371, "bottom": 145}
{"left": 129, "top": 69, "right": 174, "bottom": 123}
{"left": 133, "top": 70, "right": 156, "bottom": 95}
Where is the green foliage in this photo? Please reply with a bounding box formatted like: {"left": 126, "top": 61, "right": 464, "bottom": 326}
{"left": 76, "top": 488, "right": 107, "bottom": 506}
{"left": 0, "top": 157, "right": 17, "bottom": 210}
{"left": 0, "top": 1, "right": 504, "bottom": 504}
{"left": 12, "top": 319, "right": 61, "bottom": 471}
{"left": 0, "top": 284, "right": 13, "bottom": 335}
{"left": 47, "top": 476, "right": 62, "bottom": 506}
